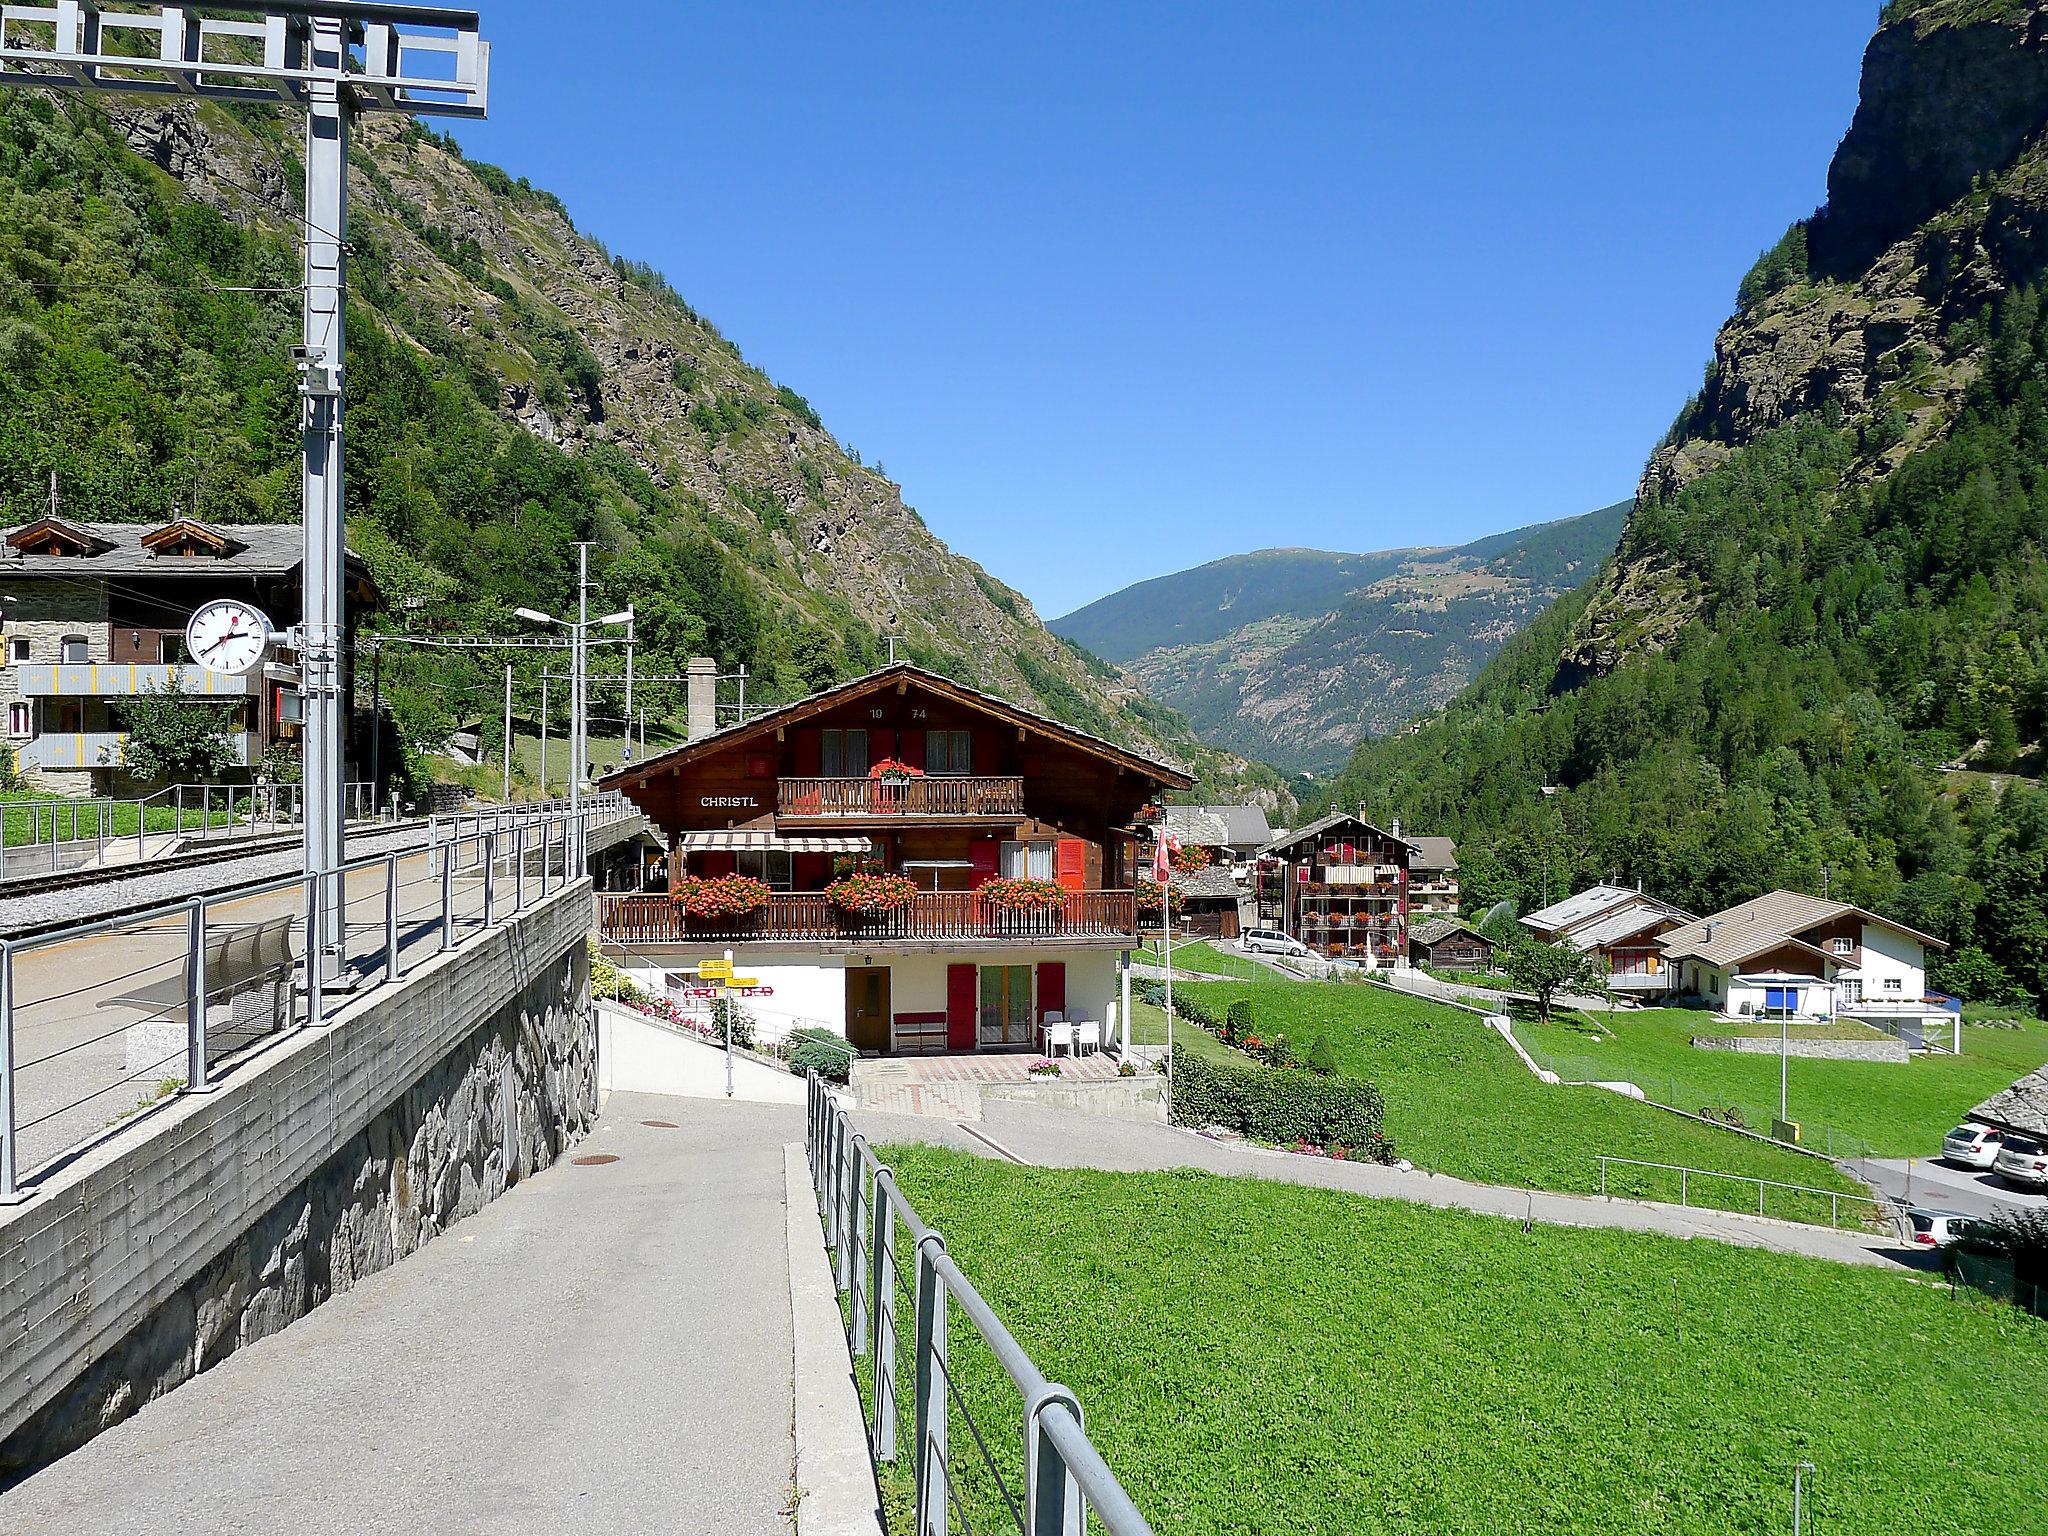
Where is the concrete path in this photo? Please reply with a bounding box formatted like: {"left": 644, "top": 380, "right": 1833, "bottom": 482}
{"left": 853, "top": 1097, "right": 1939, "bottom": 1275}
{"left": 1856, "top": 1155, "right": 2048, "bottom": 1220}
{"left": 1, "top": 1094, "right": 821, "bottom": 1536}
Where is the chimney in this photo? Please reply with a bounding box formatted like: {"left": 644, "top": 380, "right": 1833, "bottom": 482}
{"left": 686, "top": 657, "right": 718, "bottom": 743}
{"left": 1390, "top": 816, "right": 1402, "bottom": 841}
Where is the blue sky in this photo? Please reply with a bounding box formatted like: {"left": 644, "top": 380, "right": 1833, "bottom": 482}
{"left": 445, "top": 2, "right": 1880, "bottom": 617}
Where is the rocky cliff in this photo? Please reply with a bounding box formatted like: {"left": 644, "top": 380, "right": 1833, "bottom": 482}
{"left": 1568, "top": 0, "right": 2048, "bottom": 675}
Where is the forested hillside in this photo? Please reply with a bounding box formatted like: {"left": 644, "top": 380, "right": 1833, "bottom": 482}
{"left": 0, "top": 91, "right": 1289, "bottom": 808}
{"left": 1052, "top": 503, "right": 1626, "bottom": 774}
{"left": 1326, "top": 0, "right": 2048, "bottom": 1007}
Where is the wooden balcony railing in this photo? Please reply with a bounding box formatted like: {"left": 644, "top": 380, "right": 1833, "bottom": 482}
{"left": 777, "top": 775, "right": 1027, "bottom": 819}
{"left": 598, "top": 889, "right": 1138, "bottom": 946}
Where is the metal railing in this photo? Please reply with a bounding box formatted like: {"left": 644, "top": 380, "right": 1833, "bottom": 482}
{"left": 807, "top": 1072, "right": 1155, "bottom": 1536}
{"left": 0, "top": 802, "right": 616, "bottom": 1202}
{"left": 1594, "top": 1156, "right": 1898, "bottom": 1233}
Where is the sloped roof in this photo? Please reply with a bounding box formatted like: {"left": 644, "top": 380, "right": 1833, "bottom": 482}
{"left": 1409, "top": 916, "right": 1494, "bottom": 949}
{"left": 1, "top": 521, "right": 308, "bottom": 574}
{"left": 1972, "top": 1064, "right": 2048, "bottom": 1139}
{"left": 1164, "top": 803, "right": 1272, "bottom": 848}
{"left": 1659, "top": 889, "right": 1945, "bottom": 967}
{"left": 599, "top": 663, "right": 1194, "bottom": 791}
{"left": 1170, "top": 867, "right": 1242, "bottom": 902}
{"left": 1407, "top": 835, "right": 1458, "bottom": 873}
{"left": 1569, "top": 903, "right": 1692, "bottom": 949}
{"left": 1260, "top": 809, "right": 1408, "bottom": 858}
{"left": 1522, "top": 884, "right": 1654, "bottom": 935}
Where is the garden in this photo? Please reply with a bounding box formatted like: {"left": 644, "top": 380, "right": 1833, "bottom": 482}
{"left": 1515, "top": 1006, "right": 2048, "bottom": 1158}
{"left": 1134, "top": 972, "right": 1873, "bottom": 1222}
{"left": 869, "top": 1146, "right": 2046, "bottom": 1536}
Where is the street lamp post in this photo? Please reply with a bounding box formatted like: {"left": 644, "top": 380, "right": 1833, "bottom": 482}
{"left": 516, "top": 592, "right": 630, "bottom": 817}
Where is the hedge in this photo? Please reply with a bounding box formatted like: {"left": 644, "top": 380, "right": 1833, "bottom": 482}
{"left": 1169, "top": 1047, "right": 1394, "bottom": 1160}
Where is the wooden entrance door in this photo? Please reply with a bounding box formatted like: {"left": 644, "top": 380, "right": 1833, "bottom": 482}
{"left": 846, "top": 967, "right": 891, "bottom": 1053}
{"left": 978, "top": 965, "right": 1033, "bottom": 1048}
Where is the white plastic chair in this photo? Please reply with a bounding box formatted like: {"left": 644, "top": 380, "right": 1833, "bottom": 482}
{"left": 1042, "top": 1021, "right": 1075, "bottom": 1057}
{"left": 1073, "top": 1020, "right": 1101, "bottom": 1055}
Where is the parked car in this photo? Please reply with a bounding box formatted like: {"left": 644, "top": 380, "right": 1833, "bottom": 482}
{"left": 1991, "top": 1134, "right": 2048, "bottom": 1189}
{"left": 1906, "top": 1208, "right": 1977, "bottom": 1249}
{"left": 1942, "top": 1122, "right": 2006, "bottom": 1170}
{"left": 1241, "top": 928, "right": 1309, "bottom": 959}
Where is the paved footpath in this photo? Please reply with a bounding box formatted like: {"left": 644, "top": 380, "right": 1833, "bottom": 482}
{"left": 1, "top": 1094, "right": 818, "bottom": 1536}
{"left": 854, "top": 1097, "right": 1938, "bottom": 1275}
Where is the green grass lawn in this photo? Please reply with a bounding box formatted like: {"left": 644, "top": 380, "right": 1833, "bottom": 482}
{"left": 1166, "top": 974, "right": 1872, "bottom": 1221}
{"left": 0, "top": 792, "right": 246, "bottom": 842}
{"left": 870, "top": 1149, "right": 2045, "bottom": 1536}
{"left": 1124, "top": 996, "right": 1240, "bottom": 1065}
{"left": 1518, "top": 1007, "right": 2048, "bottom": 1159}
{"left": 1132, "top": 936, "right": 1269, "bottom": 981}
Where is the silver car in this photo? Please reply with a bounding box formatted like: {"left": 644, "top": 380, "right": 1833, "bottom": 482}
{"left": 1992, "top": 1134, "right": 2048, "bottom": 1189}
{"left": 1240, "top": 928, "right": 1309, "bottom": 959}
{"left": 1906, "top": 1208, "right": 1976, "bottom": 1250}
{"left": 1942, "top": 1122, "right": 2005, "bottom": 1169}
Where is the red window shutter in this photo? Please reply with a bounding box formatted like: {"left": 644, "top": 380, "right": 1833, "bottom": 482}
{"left": 793, "top": 852, "right": 829, "bottom": 890}
{"left": 970, "top": 839, "right": 999, "bottom": 887}
{"left": 900, "top": 730, "right": 926, "bottom": 771}
{"left": 947, "top": 964, "right": 978, "bottom": 1051}
{"left": 1037, "top": 962, "right": 1066, "bottom": 1022}
{"left": 973, "top": 729, "right": 1000, "bottom": 775}
{"left": 795, "top": 730, "right": 823, "bottom": 776}
{"left": 1055, "top": 837, "right": 1087, "bottom": 892}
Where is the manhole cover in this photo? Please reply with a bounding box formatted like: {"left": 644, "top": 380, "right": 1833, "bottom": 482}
{"left": 640, "top": 1119, "right": 678, "bottom": 1129}
{"left": 572, "top": 1154, "right": 620, "bottom": 1166}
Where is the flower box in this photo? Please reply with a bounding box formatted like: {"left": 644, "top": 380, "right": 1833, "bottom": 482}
{"left": 672, "top": 874, "right": 773, "bottom": 920}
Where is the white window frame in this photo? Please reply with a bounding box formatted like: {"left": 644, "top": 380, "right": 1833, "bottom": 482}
{"left": 7, "top": 702, "right": 30, "bottom": 740}
{"left": 999, "top": 840, "right": 1054, "bottom": 880}
{"left": 8, "top": 637, "right": 29, "bottom": 663}
{"left": 1831, "top": 936, "right": 1853, "bottom": 955}
{"left": 59, "top": 633, "right": 89, "bottom": 665}
{"left": 1883, "top": 977, "right": 1902, "bottom": 994}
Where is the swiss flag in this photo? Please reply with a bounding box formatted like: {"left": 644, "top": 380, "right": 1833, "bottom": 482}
{"left": 1152, "top": 826, "right": 1179, "bottom": 885}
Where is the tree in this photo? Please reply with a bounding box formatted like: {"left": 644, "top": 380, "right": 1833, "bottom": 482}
{"left": 116, "top": 679, "right": 243, "bottom": 783}
{"left": 1500, "top": 936, "right": 1607, "bottom": 1024}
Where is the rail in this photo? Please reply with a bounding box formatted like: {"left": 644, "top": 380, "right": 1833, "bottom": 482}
{"left": 778, "top": 775, "right": 1027, "bottom": 819}
{"left": 807, "top": 1072, "right": 1156, "bottom": 1536}
{"left": 0, "top": 800, "right": 621, "bottom": 1201}
{"left": 1594, "top": 1156, "right": 1898, "bottom": 1233}
{"left": 598, "top": 887, "right": 1137, "bottom": 945}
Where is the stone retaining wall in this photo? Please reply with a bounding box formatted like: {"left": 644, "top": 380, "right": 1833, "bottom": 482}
{"left": 1691, "top": 1034, "right": 1910, "bottom": 1063}
{"left": 0, "top": 885, "right": 595, "bottom": 1483}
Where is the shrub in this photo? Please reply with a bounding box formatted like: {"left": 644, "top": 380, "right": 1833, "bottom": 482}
{"left": 1306, "top": 1035, "right": 1337, "bottom": 1075}
{"left": 786, "top": 1025, "right": 853, "bottom": 1083}
{"left": 710, "top": 997, "right": 757, "bottom": 1052}
{"left": 1169, "top": 1047, "right": 1394, "bottom": 1160}
{"left": 1223, "top": 998, "right": 1253, "bottom": 1045}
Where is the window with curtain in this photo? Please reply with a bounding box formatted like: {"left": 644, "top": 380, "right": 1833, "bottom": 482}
{"left": 736, "top": 848, "right": 794, "bottom": 890}
{"left": 1000, "top": 840, "right": 1054, "bottom": 879}
{"left": 925, "top": 729, "right": 972, "bottom": 775}
{"left": 821, "top": 728, "right": 868, "bottom": 777}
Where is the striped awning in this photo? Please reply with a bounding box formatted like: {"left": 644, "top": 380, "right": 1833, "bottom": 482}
{"left": 678, "top": 830, "right": 873, "bottom": 853}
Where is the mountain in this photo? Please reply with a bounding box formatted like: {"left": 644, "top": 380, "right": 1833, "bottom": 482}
{"left": 1323, "top": 0, "right": 2048, "bottom": 1007}
{"left": 1050, "top": 503, "right": 1628, "bottom": 774}
{"left": 0, "top": 92, "right": 1289, "bottom": 812}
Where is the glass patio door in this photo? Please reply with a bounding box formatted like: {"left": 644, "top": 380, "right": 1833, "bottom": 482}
{"left": 978, "top": 965, "right": 1033, "bottom": 1047}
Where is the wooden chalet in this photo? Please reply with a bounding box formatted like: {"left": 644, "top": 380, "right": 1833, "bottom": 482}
{"left": 596, "top": 664, "right": 1192, "bottom": 1056}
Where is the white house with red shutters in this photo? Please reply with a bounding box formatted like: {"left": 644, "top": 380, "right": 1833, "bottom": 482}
{"left": 596, "top": 663, "right": 1191, "bottom": 1056}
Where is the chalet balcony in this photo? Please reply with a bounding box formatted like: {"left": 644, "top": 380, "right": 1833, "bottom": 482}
{"left": 777, "top": 775, "right": 1026, "bottom": 821}
{"left": 1605, "top": 971, "right": 1673, "bottom": 993}
{"left": 12, "top": 730, "right": 260, "bottom": 771}
{"left": 597, "top": 888, "right": 1137, "bottom": 947}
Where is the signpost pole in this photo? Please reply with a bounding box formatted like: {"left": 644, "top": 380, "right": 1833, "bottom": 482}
{"left": 724, "top": 947, "right": 736, "bottom": 1099}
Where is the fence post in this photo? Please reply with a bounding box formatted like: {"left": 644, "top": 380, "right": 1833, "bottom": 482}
{"left": 839, "top": 1132, "right": 864, "bottom": 1295}
{"left": 912, "top": 1234, "right": 949, "bottom": 1536}
{"left": 872, "top": 1165, "right": 898, "bottom": 1462}
{"left": 1680, "top": 1168, "right": 1689, "bottom": 1207}
{"left": 514, "top": 824, "right": 526, "bottom": 913}
{"left": 0, "top": 942, "right": 17, "bottom": 1202}
{"left": 441, "top": 845, "right": 455, "bottom": 954}
{"left": 1757, "top": 1179, "right": 1766, "bottom": 1217}
{"left": 185, "top": 899, "right": 210, "bottom": 1092}
{"left": 851, "top": 1149, "right": 872, "bottom": 1353}
{"left": 1025, "top": 1389, "right": 1087, "bottom": 1536}
{"left": 1598, "top": 1158, "right": 1606, "bottom": 1199}
{"left": 385, "top": 853, "right": 402, "bottom": 984}
{"left": 484, "top": 832, "right": 498, "bottom": 927}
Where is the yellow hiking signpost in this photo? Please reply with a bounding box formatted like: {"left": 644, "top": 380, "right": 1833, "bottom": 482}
{"left": 687, "top": 949, "right": 757, "bottom": 1097}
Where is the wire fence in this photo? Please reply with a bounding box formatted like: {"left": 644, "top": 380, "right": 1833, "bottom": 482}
{"left": 0, "top": 792, "right": 636, "bottom": 1198}
{"left": 1948, "top": 1251, "right": 2047, "bottom": 1320}
{"left": 809, "top": 1073, "right": 1155, "bottom": 1536}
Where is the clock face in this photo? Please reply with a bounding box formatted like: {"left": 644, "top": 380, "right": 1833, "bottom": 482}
{"left": 185, "top": 600, "right": 272, "bottom": 676}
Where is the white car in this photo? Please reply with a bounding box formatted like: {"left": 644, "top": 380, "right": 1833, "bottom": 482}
{"left": 1905, "top": 1208, "right": 1976, "bottom": 1250}
{"left": 1992, "top": 1134, "right": 2048, "bottom": 1190}
{"left": 1240, "top": 928, "right": 1309, "bottom": 959}
{"left": 1942, "top": 1122, "right": 2006, "bottom": 1170}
